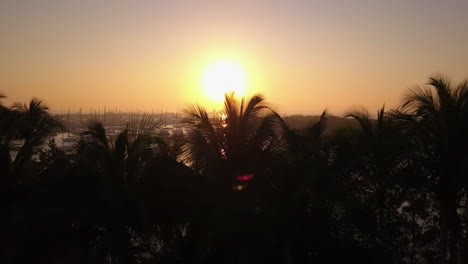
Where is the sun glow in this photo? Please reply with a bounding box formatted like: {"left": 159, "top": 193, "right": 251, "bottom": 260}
{"left": 202, "top": 59, "right": 248, "bottom": 102}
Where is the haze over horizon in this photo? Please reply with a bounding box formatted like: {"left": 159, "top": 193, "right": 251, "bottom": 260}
{"left": 1, "top": 0, "right": 467, "bottom": 115}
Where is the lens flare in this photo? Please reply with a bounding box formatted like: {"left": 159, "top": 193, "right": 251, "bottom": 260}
{"left": 236, "top": 173, "right": 254, "bottom": 181}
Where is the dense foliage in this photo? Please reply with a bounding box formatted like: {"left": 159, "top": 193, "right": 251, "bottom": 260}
{"left": 1, "top": 75, "right": 468, "bottom": 264}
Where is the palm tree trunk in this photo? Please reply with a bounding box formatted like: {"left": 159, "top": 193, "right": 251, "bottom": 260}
{"left": 439, "top": 180, "right": 461, "bottom": 264}
{"left": 448, "top": 199, "right": 461, "bottom": 264}
{"left": 440, "top": 197, "right": 449, "bottom": 263}
{"left": 376, "top": 186, "right": 386, "bottom": 231}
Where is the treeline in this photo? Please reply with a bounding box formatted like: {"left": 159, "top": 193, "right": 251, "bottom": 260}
{"left": 1, "top": 75, "right": 468, "bottom": 264}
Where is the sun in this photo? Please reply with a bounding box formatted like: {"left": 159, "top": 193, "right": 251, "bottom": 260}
{"left": 202, "top": 59, "right": 248, "bottom": 102}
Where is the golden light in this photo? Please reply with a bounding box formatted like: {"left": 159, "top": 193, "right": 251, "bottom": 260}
{"left": 201, "top": 59, "right": 248, "bottom": 102}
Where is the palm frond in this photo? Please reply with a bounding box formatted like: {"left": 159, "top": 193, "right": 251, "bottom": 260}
{"left": 377, "top": 105, "right": 385, "bottom": 130}
{"left": 127, "top": 113, "right": 161, "bottom": 142}
{"left": 428, "top": 74, "right": 452, "bottom": 104}
{"left": 10, "top": 98, "right": 63, "bottom": 170}
{"left": 401, "top": 86, "right": 438, "bottom": 118}
{"left": 249, "top": 113, "right": 279, "bottom": 154}
{"left": 183, "top": 104, "right": 222, "bottom": 156}
{"left": 307, "top": 110, "right": 327, "bottom": 140}
{"left": 114, "top": 128, "right": 128, "bottom": 162}
{"left": 82, "top": 120, "right": 110, "bottom": 152}
{"left": 240, "top": 94, "right": 269, "bottom": 134}
{"left": 345, "top": 106, "right": 375, "bottom": 137}
{"left": 180, "top": 129, "right": 221, "bottom": 174}
{"left": 224, "top": 92, "right": 239, "bottom": 128}
{"left": 11, "top": 102, "right": 27, "bottom": 112}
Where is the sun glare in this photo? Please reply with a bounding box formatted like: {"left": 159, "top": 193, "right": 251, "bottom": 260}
{"left": 202, "top": 60, "right": 248, "bottom": 102}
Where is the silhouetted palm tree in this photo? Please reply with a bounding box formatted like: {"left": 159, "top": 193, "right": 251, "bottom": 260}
{"left": 280, "top": 110, "right": 328, "bottom": 205}
{"left": 345, "top": 105, "right": 417, "bottom": 260}
{"left": 2, "top": 98, "right": 63, "bottom": 177}
{"left": 278, "top": 110, "right": 335, "bottom": 263}
{"left": 392, "top": 75, "right": 468, "bottom": 264}
{"left": 181, "top": 93, "right": 287, "bottom": 263}
{"left": 0, "top": 96, "right": 64, "bottom": 263}
{"left": 181, "top": 92, "right": 285, "bottom": 190}
{"left": 76, "top": 115, "right": 162, "bottom": 263}
{"left": 345, "top": 106, "right": 405, "bottom": 231}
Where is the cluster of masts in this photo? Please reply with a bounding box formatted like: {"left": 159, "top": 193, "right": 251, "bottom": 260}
{"left": 56, "top": 108, "right": 185, "bottom": 129}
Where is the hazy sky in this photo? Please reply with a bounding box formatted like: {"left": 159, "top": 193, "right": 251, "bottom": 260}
{"left": 1, "top": 0, "right": 467, "bottom": 115}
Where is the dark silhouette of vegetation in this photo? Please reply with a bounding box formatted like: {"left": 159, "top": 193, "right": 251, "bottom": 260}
{"left": 1, "top": 74, "right": 468, "bottom": 263}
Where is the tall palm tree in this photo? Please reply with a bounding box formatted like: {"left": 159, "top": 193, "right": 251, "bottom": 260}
{"left": 76, "top": 116, "right": 163, "bottom": 226}
{"left": 345, "top": 105, "right": 406, "bottom": 232}
{"left": 181, "top": 93, "right": 287, "bottom": 262}
{"left": 76, "top": 115, "right": 162, "bottom": 263}
{"left": 0, "top": 96, "right": 64, "bottom": 263}
{"left": 392, "top": 75, "right": 468, "bottom": 264}
{"left": 278, "top": 111, "right": 331, "bottom": 263}
{"left": 181, "top": 92, "right": 285, "bottom": 190}
{"left": 305, "top": 103, "right": 417, "bottom": 263}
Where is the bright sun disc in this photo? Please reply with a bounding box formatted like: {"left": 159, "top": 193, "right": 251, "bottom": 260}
{"left": 202, "top": 60, "right": 247, "bottom": 101}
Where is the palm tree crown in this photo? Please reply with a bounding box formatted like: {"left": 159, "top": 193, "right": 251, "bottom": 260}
{"left": 4, "top": 98, "right": 64, "bottom": 176}
{"left": 181, "top": 92, "right": 285, "bottom": 189}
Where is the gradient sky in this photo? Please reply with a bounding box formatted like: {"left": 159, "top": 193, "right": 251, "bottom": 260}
{"left": 1, "top": 0, "right": 467, "bottom": 115}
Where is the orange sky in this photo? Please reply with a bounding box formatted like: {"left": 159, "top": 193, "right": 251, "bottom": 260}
{"left": 1, "top": 0, "right": 467, "bottom": 115}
